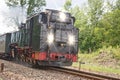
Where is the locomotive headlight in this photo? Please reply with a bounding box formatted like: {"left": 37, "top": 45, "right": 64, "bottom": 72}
{"left": 47, "top": 33, "right": 54, "bottom": 45}
{"left": 68, "top": 35, "right": 75, "bottom": 46}
{"left": 59, "top": 12, "right": 66, "bottom": 21}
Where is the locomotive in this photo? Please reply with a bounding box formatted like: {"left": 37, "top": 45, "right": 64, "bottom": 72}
{"left": 0, "top": 9, "right": 79, "bottom": 66}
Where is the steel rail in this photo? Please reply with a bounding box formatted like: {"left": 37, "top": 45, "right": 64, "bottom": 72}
{"left": 49, "top": 67, "right": 120, "bottom": 80}
{"left": 1, "top": 58, "right": 120, "bottom": 80}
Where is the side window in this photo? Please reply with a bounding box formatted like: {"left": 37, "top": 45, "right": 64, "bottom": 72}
{"left": 39, "top": 13, "right": 47, "bottom": 24}
{"left": 39, "top": 14, "right": 42, "bottom": 23}
{"left": 26, "top": 21, "right": 30, "bottom": 30}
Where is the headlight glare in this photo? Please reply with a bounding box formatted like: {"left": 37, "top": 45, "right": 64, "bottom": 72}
{"left": 47, "top": 33, "right": 54, "bottom": 45}
{"left": 59, "top": 12, "right": 66, "bottom": 21}
{"left": 68, "top": 35, "right": 75, "bottom": 46}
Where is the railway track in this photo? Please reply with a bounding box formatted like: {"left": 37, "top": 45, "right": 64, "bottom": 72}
{"left": 0, "top": 59, "right": 85, "bottom": 80}
{"left": 49, "top": 67, "right": 120, "bottom": 80}
{"left": 1, "top": 58, "right": 120, "bottom": 80}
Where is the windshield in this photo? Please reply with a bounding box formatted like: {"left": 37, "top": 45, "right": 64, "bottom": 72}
{"left": 50, "top": 11, "right": 71, "bottom": 23}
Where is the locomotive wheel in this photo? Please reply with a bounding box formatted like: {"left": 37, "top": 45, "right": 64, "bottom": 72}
{"left": 29, "top": 59, "right": 39, "bottom": 68}
{"left": 33, "top": 59, "right": 36, "bottom": 65}
{"left": 11, "top": 49, "right": 14, "bottom": 58}
{"left": 23, "top": 59, "right": 25, "bottom": 62}
{"left": 19, "top": 55, "right": 23, "bottom": 62}
{"left": 25, "top": 57, "right": 28, "bottom": 62}
{"left": 15, "top": 56, "right": 19, "bottom": 61}
{"left": 28, "top": 58, "right": 32, "bottom": 64}
{"left": 20, "top": 57, "right": 22, "bottom": 62}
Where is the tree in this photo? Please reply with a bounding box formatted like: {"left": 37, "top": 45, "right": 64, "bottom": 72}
{"left": 114, "top": 0, "right": 120, "bottom": 10}
{"left": 5, "top": 0, "right": 46, "bottom": 30}
{"left": 87, "top": 0, "right": 104, "bottom": 27}
{"left": 82, "top": 0, "right": 105, "bottom": 52}
{"left": 6, "top": 0, "right": 46, "bottom": 15}
{"left": 63, "top": 0, "right": 72, "bottom": 11}
{"left": 101, "top": 9, "right": 120, "bottom": 47}
{"left": 100, "top": 0, "right": 120, "bottom": 47}
{"left": 71, "top": 6, "right": 88, "bottom": 28}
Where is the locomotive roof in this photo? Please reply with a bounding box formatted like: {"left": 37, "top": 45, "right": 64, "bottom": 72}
{"left": 26, "top": 9, "right": 70, "bottom": 21}
{"left": 45, "top": 9, "right": 69, "bottom": 14}
{"left": 27, "top": 13, "right": 40, "bottom": 21}
{"left": 0, "top": 33, "right": 11, "bottom": 37}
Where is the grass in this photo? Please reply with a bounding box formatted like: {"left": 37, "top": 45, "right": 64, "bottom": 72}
{"left": 0, "top": 78, "right": 3, "bottom": 80}
{"left": 72, "top": 62, "right": 120, "bottom": 75}
{"left": 73, "top": 47, "right": 120, "bottom": 75}
{"left": 77, "top": 51, "right": 100, "bottom": 64}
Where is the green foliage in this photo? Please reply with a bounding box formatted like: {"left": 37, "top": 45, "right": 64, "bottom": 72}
{"left": 72, "top": 46, "right": 120, "bottom": 74}
{"left": 100, "top": 46, "right": 120, "bottom": 60}
{"left": 101, "top": 9, "right": 120, "bottom": 47}
{"left": 87, "top": 0, "right": 104, "bottom": 26}
{"left": 63, "top": 0, "right": 72, "bottom": 11}
{"left": 6, "top": 0, "right": 46, "bottom": 16}
{"left": 79, "top": 0, "right": 104, "bottom": 52}
{"left": 71, "top": 6, "right": 88, "bottom": 28}
{"left": 27, "top": 0, "right": 46, "bottom": 15}
{"left": 115, "top": 0, "right": 120, "bottom": 10}
{"left": 73, "top": 62, "right": 120, "bottom": 75}
{"left": 63, "top": 0, "right": 120, "bottom": 52}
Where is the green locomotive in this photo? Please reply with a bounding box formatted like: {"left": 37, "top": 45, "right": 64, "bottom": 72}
{"left": 0, "top": 9, "right": 79, "bottom": 66}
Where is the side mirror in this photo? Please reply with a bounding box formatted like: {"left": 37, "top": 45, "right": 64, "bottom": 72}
{"left": 71, "top": 17, "right": 75, "bottom": 25}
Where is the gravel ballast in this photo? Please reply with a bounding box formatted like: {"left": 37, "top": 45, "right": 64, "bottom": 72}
{"left": 0, "top": 59, "right": 87, "bottom": 80}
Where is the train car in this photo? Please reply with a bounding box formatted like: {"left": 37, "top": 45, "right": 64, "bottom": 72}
{"left": 0, "top": 33, "right": 11, "bottom": 58}
{"left": 1, "top": 9, "right": 79, "bottom": 66}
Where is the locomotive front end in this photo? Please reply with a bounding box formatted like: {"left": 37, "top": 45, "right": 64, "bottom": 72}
{"left": 38, "top": 9, "right": 79, "bottom": 66}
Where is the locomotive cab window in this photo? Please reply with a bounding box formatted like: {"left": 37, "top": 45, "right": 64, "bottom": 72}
{"left": 39, "top": 13, "right": 47, "bottom": 24}
{"left": 50, "top": 11, "right": 71, "bottom": 23}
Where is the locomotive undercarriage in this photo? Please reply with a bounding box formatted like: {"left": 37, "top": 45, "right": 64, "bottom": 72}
{"left": 7, "top": 43, "right": 71, "bottom": 67}
{"left": 8, "top": 44, "right": 75, "bottom": 67}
